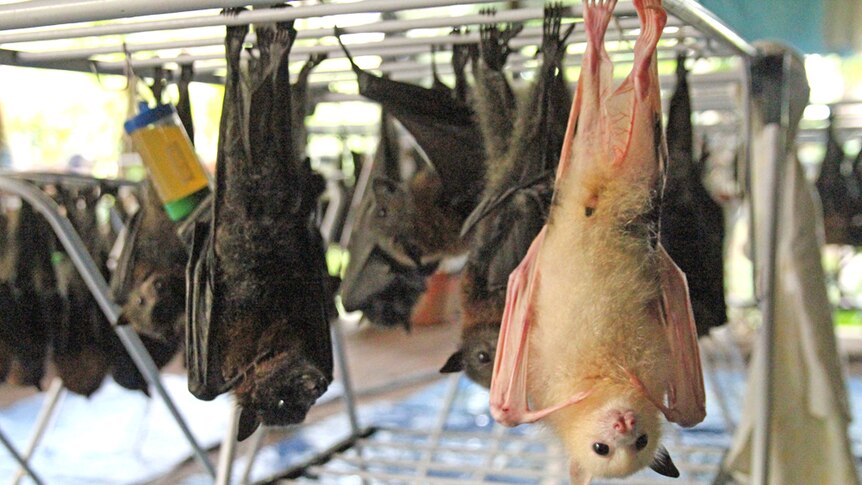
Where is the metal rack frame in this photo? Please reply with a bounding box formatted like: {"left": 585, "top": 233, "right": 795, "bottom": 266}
{"left": 0, "top": 1, "right": 804, "bottom": 484}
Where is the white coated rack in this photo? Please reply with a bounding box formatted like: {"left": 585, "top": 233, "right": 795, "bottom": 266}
{"left": 0, "top": 1, "right": 807, "bottom": 484}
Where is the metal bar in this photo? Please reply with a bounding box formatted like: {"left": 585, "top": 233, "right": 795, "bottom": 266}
{"left": 0, "top": 428, "right": 43, "bottom": 485}
{"left": 238, "top": 426, "right": 268, "bottom": 485}
{"left": 0, "top": 0, "right": 492, "bottom": 45}
{"left": 215, "top": 401, "right": 241, "bottom": 485}
{"left": 15, "top": 12, "right": 656, "bottom": 62}
{"left": 0, "top": 177, "right": 216, "bottom": 478}
{"left": 416, "top": 374, "right": 461, "bottom": 477}
{"left": 750, "top": 51, "right": 793, "bottom": 485}
{"left": 332, "top": 318, "right": 361, "bottom": 435}
{"left": 0, "top": 0, "right": 277, "bottom": 30}
{"left": 339, "top": 454, "right": 722, "bottom": 477}
{"left": 11, "top": 378, "right": 65, "bottom": 485}
{"left": 663, "top": 0, "right": 757, "bottom": 58}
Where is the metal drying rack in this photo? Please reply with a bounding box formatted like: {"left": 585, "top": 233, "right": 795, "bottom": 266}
{"left": 0, "top": 1, "right": 801, "bottom": 484}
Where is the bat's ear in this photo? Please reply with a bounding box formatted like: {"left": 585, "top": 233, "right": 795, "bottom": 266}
{"left": 371, "top": 177, "right": 403, "bottom": 207}
{"left": 237, "top": 407, "right": 261, "bottom": 442}
{"left": 569, "top": 460, "right": 592, "bottom": 485}
{"left": 439, "top": 350, "right": 464, "bottom": 373}
{"left": 649, "top": 445, "right": 680, "bottom": 478}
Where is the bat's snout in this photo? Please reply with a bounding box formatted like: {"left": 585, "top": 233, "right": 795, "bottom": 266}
{"left": 612, "top": 410, "right": 636, "bottom": 434}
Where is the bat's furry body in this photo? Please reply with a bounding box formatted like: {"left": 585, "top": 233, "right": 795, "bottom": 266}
{"left": 661, "top": 56, "right": 727, "bottom": 336}
{"left": 444, "top": 6, "right": 572, "bottom": 387}
{"left": 490, "top": 1, "right": 703, "bottom": 482}
{"left": 186, "top": 10, "right": 332, "bottom": 440}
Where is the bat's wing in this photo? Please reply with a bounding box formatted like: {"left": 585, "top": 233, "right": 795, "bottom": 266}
{"left": 656, "top": 244, "right": 706, "bottom": 427}
{"left": 336, "top": 31, "right": 484, "bottom": 219}
{"left": 177, "top": 62, "right": 194, "bottom": 144}
{"left": 489, "top": 227, "right": 591, "bottom": 426}
{"left": 184, "top": 217, "right": 228, "bottom": 400}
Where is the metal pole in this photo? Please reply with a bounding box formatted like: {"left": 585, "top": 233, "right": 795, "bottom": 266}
{"left": 416, "top": 374, "right": 461, "bottom": 478}
{"left": 663, "top": 0, "right": 758, "bottom": 58}
{"left": 238, "top": 426, "right": 268, "bottom": 485}
{"left": 0, "top": 0, "right": 492, "bottom": 44}
{"left": 215, "top": 402, "right": 241, "bottom": 485}
{"left": 14, "top": 10, "right": 652, "bottom": 62}
{"left": 750, "top": 52, "right": 792, "bottom": 485}
{"left": 331, "top": 318, "right": 361, "bottom": 435}
{"left": 0, "top": 0, "right": 277, "bottom": 30}
{"left": 0, "top": 177, "right": 216, "bottom": 478}
{"left": 11, "top": 378, "right": 65, "bottom": 485}
{"left": 0, "top": 428, "right": 43, "bottom": 485}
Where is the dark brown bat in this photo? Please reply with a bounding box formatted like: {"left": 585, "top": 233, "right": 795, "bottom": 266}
{"left": 340, "top": 109, "right": 437, "bottom": 328}
{"left": 291, "top": 53, "right": 327, "bottom": 163}
{"left": 1, "top": 201, "right": 57, "bottom": 389}
{"left": 336, "top": 31, "right": 486, "bottom": 258}
{"left": 51, "top": 186, "right": 112, "bottom": 396}
{"left": 111, "top": 181, "right": 187, "bottom": 346}
{"left": 816, "top": 114, "right": 857, "bottom": 245}
{"left": 186, "top": 9, "right": 333, "bottom": 441}
{"left": 471, "top": 12, "right": 521, "bottom": 163}
{"left": 659, "top": 54, "right": 727, "bottom": 337}
{"left": 441, "top": 5, "right": 572, "bottom": 387}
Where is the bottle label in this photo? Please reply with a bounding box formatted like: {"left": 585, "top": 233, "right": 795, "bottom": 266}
{"left": 131, "top": 125, "right": 209, "bottom": 203}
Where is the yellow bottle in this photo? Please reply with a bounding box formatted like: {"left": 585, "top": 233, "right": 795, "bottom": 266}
{"left": 124, "top": 103, "right": 210, "bottom": 221}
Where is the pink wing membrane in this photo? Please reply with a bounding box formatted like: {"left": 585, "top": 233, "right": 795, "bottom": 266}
{"left": 657, "top": 244, "right": 707, "bottom": 427}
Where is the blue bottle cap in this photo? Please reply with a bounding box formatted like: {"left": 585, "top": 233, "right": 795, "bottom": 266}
{"left": 123, "top": 103, "right": 177, "bottom": 135}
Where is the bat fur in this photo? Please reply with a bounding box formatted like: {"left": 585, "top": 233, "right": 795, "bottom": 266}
{"left": 443, "top": 5, "right": 572, "bottom": 387}
{"left": 203, "top": 8, "right": 333, "bottom": 439}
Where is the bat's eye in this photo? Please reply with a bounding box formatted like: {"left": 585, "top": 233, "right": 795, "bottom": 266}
{"left": 585, "top": 206, "right": 595, "bottom": 217}
{"left": 136, "top": 296, "right": 145, "bottom": 306}
{"left": 477, "top": 351, "right": 491, "bottom": 364}
{"left": 635, "top": 434, "right": 648, "bottom": 450}
{"left": 592, "top": 442, "right": 610, "bottom": 456}
{"left": 377, "top": 208, "right": 387, "bottom": 218}
{"left": 276, "top": 399, "right": 286, "bottom": 410}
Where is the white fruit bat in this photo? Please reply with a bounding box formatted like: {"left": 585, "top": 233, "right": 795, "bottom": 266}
{"left": 488, "top": 0, "right": 706, "bottom": 483}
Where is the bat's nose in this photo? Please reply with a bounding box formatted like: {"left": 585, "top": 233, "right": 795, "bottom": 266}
{"left": 612, "top": 411, "right": 636, "bottom": 434}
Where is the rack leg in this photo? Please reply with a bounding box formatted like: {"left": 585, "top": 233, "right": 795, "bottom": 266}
{"left": 0, "top": 427, "right": 43, "bottom": 485}
{"left": 215, "top": 402, "right": 241, "bottom": 485}
{"left": 11, "top": 378, "right": 65, "bottom": 485}
{"left": 238, "top": 426, "right": 268, "bottom": 485}
{"left": 417, "top": 373, "right": 460, "bottom": 478}
{"left": 114, "top": 325, "right": 217, "bottom": 477}
{"left": 331, "top": 318, "right": 360, "bottom": 435}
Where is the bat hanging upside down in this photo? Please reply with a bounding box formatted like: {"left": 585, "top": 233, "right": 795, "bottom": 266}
{"left": 489, "top": 1, "right": 705, "bottom": 483}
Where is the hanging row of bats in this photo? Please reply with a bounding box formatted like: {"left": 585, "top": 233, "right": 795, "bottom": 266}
{"left": 0, "top": 1, "right": 727, "bottom": 472}
{"left": 815, "top": 115, "right": 862, "bottom": 246}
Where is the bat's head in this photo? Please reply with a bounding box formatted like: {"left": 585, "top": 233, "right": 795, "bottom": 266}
{"left": 369, "top": 176, "right": 423, "bottom": 263}
{"left": 120, "top": 270, "right": 186, "bottom": 340}
{"left": 440, "top": 322, "right": 499, "bottom": 388}
{"left": 563, "top": 393, "right": 678, "bottom": 480}
{"left": 235, "top": 354, "right": 330, "bottom": 441}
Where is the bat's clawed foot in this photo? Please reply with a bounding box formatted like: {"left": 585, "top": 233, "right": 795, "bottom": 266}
{"left": 584, "top": 0, "right": 616, "bottom": 44}
{"left": 540, "top": 2, "right": 574, "bottom": 68}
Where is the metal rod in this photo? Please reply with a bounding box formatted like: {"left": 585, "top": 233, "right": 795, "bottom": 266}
{"left": 238, "top": 426, "right": 268, "bottom": 485}
{"left": 0, "top": 0, "right": 492, "bottom": 44}
{"left": 14, "top": 11, "right": 657, "bottom": 63}
{"left": 417, "top": 374, "right": 461, "bottom": 478}
{"left": 0, "top": 0, "right": 277, "bottom": 30}
{"left": 0, "top": 176, "right": 216, "bottom": 478}
{"left": 11, "top": 378, "right": 65, "bottom": 485}
{"left": 663, "top": 0, "right": 758, "bottom": 58}
{"left": 331, "top": 318, "right": 361, "bottom": 435}
{"left": 750, "top": 52, "right": 793, "bottom": 485}
{"left": 215, "top": 401, "right": 241, "bottom": 485}
{"left": 0, "top": 427, "right": 43, "bottom": 485}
